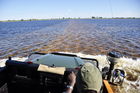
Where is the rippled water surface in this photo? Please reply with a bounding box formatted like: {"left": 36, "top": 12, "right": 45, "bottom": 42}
{"left": 0, "top": 19, "right": 140, "bottom": 58}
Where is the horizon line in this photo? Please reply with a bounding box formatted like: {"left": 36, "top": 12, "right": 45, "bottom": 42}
{"left": 1, "top": 17, "right": 140, "bottom": 22}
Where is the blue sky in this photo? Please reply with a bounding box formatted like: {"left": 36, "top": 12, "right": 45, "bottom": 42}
{"left": 0, "top": 0, "right": 140, "bottom": 20}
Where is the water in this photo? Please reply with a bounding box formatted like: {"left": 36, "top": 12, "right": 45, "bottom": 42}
{"left": 0, "top": 19, "right": 140, "bottom": 93}
{"left": 0, "top": 20, "right": 68, "bottom": 58}
{"left": 0, "top": 19, "right": 139, "bottom": 58}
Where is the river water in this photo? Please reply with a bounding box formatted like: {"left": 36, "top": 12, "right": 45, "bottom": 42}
{"left": 0, "top": 19, "right": 140, "bottom": 93}
{"left": 0, "top": 19, "right": 140, "bottom": 58}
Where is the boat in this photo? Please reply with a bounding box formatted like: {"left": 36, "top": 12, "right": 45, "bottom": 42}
{"left": 0, "top": 52, "right": 125, "bottom": 93}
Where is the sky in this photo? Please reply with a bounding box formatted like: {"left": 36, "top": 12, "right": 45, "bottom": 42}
{"left": 0, "top": 0, "right": 140, "bottom": 20}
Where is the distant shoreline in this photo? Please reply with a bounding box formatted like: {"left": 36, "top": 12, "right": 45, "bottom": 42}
{"left": 0, "top": 17, "right": 140, "bottom": 22}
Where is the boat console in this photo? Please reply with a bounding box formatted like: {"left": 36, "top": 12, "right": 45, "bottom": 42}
{"left": 0, "top": 52, "right": 125, "bottom": 93}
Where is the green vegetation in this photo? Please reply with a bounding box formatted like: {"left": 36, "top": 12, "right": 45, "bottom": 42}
{"left": 0, "top": 19, "right": 48, "bottom": 22}
{"left": 91, "top": 16, "right": 139, "bottom": 19}
{"left": 0, "top": 17, "right": 140, "bottom": 22}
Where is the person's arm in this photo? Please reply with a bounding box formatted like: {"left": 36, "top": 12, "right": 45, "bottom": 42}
{"left": 64, "top": 71, "right": 76, "bottom": 93}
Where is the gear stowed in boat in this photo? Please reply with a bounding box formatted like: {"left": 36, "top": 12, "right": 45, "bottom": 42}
{"left": 0, "top": 52, "right": 125, "bottom": 93}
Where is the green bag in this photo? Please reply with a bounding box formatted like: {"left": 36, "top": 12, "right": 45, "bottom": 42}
{"left": 76, "top": 63, "right": 102, "bottom": 93}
